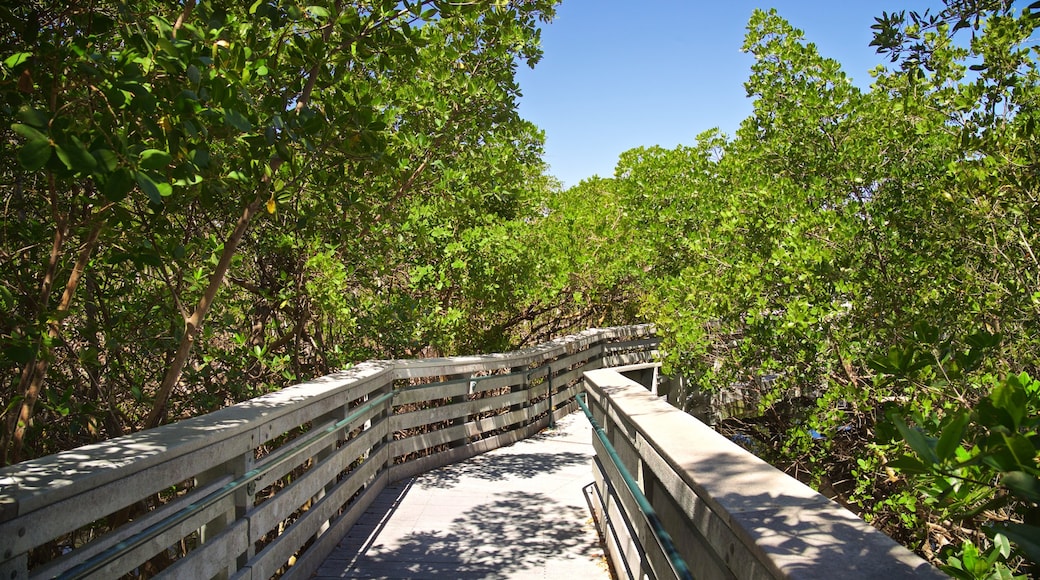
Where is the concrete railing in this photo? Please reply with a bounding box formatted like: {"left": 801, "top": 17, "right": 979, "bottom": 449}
{"left": 583, "top": 367, "right": 947, "bottom": 580}
{"left": 0, "top": 326, "right": 657, "bottom": 580}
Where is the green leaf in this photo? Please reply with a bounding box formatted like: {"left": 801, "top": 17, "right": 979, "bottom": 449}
{"left": 139, "top": 148, "right": 173, "bottom": 170}
{"left": 306, "top": 5, "right": 330, "bottom": 19}
{"left": 157, "top": 38, "right": 180, "bottom": 57}
{"left": 53, "top": 136, "right": 96, "bottom": 172}
{"left": 93, "top": 149, "right": 118, "bottom": 173}
{"left": 936, "top": 411, "right": 970, "bottom": 461}
{"left": 993, "top": 533, "right": 1012, "bottom": 559}
{"left": 991, "top": 379, "right": 1027, "bottom": 429}
{"left": 101, "top": 168, "right": 134, "bottom": 202}
{"left": 966, "top": 331, "right": 1001, "bottom": 350}
{"left": 983, "top": 449, "right": 1019, "bottom": 472}
{"left": 225, "top": 109, "right": 252, "bottom": 132}
{"left": 890, "top": 412, "right": 939, "bottom": 465}
{"left": 11, "top": 123, "right": 47, "bottom": 142}
{"left": 4, "top": 52, "right": 31, "bottom": 68}
{"left": 977, "top": 398, "right": 1015, "bottom": 434}
{"left": 1002, "top": 472, "right": 1040, "bottom": 503}
{"left": 16, "top": 106, "right": 48, "bottom": 128}
{"left": 135, "top": 171, "right": 170, "bottom": 205}
{"left": 17, "top": 136, "right": 51, "bottom": 170}
{"left": 993, "top": 523, "right": 1040, "bottom": 565}
{"left": 1009, "top": 372, "right": 1040, "bottom": 397}
{"left": 999, "top": 432, "right": 1036, "bottom": 471}
{"left": 886, "top": 455, "right": 930, "bottom": 474}
{"left": 2, "top": 344, "right": 35, "bottom": 365}
{"left": 54, "top": 143, "right": 74, "bottom": 170}
{"left": 960, "top": 541, "right": 979, "bottom": 574}
{"left": 192, "top": 147, "right": 211, "bottom": 169}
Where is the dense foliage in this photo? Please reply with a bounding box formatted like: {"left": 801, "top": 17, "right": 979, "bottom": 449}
{"left": 552, "top": 1, "right": 1040, "bottom": 575}
{"left": 5, "top": 0, "right": 1040, "bottom": 576}
{"left": 0, "top": 0, "right": 653, "bottom": 467}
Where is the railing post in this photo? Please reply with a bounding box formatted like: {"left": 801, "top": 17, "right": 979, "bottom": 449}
{"left": 196, "top": 445, "right": 255, "bottom": 579}
{"left": 509, "top": 365, "right": 527, "bottom": 422}
{"left": 0, "top": 550, "right": 27, "bottom": 580}
{"left": 372, "top": 377, "right": 394, "bottom": 485}
{"left": 449, "top": 373, "right": 469, "bottom": 448}
{"left": 547, "top": 372, "right": 555, "bottom": 428}
{"left": 310, "top": 401, "right": 350, "bottom": 541}
{"left": 525, "top": 365, "right": 547, "bottom": 427}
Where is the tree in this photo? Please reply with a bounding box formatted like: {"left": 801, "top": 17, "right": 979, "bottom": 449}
{"left": 0, "top": 0, "right": 559, "bottom": 464}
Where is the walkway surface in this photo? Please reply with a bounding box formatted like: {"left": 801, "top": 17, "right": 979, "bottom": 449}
{"left": 313, "top": 411, "right": 610, "bottom": 579}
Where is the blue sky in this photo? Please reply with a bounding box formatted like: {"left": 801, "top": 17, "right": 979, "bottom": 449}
{"left": 515, "top": 1, "right": 946, "bottom": 188}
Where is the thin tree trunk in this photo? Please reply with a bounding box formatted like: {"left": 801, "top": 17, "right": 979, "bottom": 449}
{"left": 4, "top": 222, "right": 103, "bottom": 464}
{"left": 143, "top": 1, "right": 334, "bottom": 429}
{"left": 1, "top": 226, "right": 63, "bottom": 464}
{"left": 83, "top": 272, "right": 126, "bottom": 439}
{"left": 144, "top": 196, "right": 264, "bottom": 429}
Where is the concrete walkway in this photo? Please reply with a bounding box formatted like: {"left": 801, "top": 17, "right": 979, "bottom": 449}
{"left": 313, "top": 411, "right": 610, "bottom": 579}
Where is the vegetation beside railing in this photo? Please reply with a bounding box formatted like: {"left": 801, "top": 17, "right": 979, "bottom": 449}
{"left": 0, "top": 326, "right": 656, "bottom": 580}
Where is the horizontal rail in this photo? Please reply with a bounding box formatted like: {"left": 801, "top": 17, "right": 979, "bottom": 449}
{"left": 0, "top": 325, "right": 657, "bottom": 580}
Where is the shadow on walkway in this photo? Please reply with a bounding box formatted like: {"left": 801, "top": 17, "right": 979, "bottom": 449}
{"left": 415, "top": 450, "right": 589, "bottom": 489}
{"left": 342, "top": 491, "right": 598, "bottom": 579}
{"left": 314, "top": 412, "right": 608, "bottom": 579}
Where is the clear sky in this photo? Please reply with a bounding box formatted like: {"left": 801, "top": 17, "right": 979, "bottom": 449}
{"left": 515, "top": 1, "right": 946, "bottom": 188}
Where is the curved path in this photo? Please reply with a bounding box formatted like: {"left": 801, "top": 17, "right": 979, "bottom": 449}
{"left": 313, "top": 411, "right": 610, "bottom": 579}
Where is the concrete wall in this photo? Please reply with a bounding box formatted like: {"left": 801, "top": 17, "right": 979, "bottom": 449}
{"left": 583, "top": 368, "right": 946, "bottom": 580}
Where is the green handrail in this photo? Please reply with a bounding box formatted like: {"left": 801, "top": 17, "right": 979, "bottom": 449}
{"left": 576, "top": 392, "right": 693, "bottom": 580}
{"left": 62, "top": 391, "right": 394, "bottom": 579}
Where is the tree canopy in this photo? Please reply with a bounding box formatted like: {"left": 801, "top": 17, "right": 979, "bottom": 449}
{"left": 0, "top": 0, "right": 586, "bottom": 465}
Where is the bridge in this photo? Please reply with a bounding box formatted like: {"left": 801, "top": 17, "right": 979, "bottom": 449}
{"left": 0, "top": 326, "right": 944, "bottom": 579}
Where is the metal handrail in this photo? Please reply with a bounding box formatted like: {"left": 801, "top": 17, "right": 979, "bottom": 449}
{"left": 576, "top": 392, "right": 693, "bottom": 580}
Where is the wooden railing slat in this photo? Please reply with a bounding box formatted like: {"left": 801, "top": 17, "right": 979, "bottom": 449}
{"left": 248, "top": 440, "right": 389, "bottom": 580}
{"left": 28, "top": 476, "right": 233, "bottom": 580}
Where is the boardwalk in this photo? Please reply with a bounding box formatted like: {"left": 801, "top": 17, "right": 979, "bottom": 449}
{"left": 313, "top": 411, "right": 611, "bottom": 579}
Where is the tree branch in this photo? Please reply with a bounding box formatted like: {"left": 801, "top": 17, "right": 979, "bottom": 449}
{"left": 144, "top": 195, "right": 265, "bottom": 429}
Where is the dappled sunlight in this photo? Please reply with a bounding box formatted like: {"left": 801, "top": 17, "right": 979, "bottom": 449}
{"left": 315, "top": 406, "right": 607, "bottom": 579}
{"left": 414, "top": 451, "right": 589, "bottom": 489}
{"left": 343, "top": 492, "right": 598, "bottom": 579}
